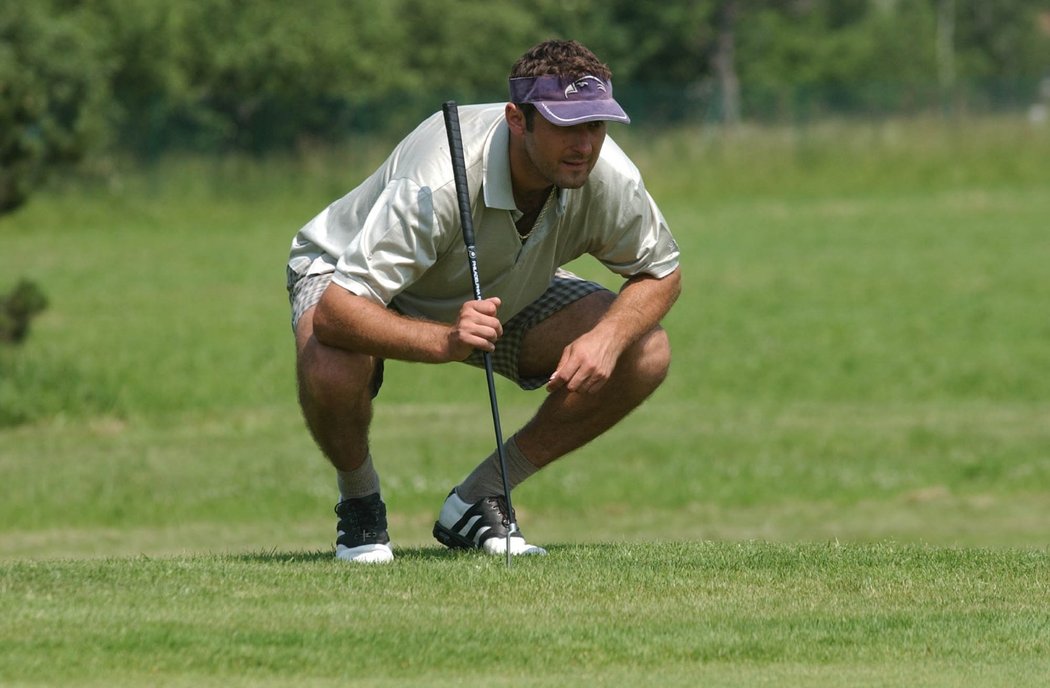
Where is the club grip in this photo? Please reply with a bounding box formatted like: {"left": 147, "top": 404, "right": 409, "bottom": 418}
{"left": 442, "top": 101, "right": 477, "bottom": 248}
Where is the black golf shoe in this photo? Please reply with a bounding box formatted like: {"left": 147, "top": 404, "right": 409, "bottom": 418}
{"left": 432, "top": 489, "right": 546, "bottom": 556}
{"left": 334, "top": 493, "right": 393, "bottom": 563}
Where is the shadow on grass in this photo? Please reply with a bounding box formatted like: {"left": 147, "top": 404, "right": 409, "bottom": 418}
{"left": 232, "top": 543, "right": 585, "bottom": 564}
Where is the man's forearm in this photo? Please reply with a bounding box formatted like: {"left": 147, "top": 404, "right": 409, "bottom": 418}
{"left": 312, "top": 285, "right": 451, "bottom": 363}
{"left": 593, "top": 267, "right": 682, "bottom": 354}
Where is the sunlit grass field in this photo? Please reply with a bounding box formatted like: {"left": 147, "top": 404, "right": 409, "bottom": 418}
{"left": 1, "top": 115, "right": 1049, "bottom": 685}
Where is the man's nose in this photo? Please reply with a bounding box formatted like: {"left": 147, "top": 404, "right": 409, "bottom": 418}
{"left": 569, "top": 128, "right": 593, "bottom": 154}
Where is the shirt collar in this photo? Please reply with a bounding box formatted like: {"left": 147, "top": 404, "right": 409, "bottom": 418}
{"left": 483, "top": 121, "right": 516, "bottom": 211}
{"left": 483, "top": 119, "right": 569, "bottom": 217}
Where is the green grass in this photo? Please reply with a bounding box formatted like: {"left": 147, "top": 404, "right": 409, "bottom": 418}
{"left": 1, "top": 114, "right": 1049, "bottom": 685}
{"left": 2, "top": 543, "right": 1048, "bottom": 687}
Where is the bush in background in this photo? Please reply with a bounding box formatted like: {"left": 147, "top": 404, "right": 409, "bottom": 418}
{"left": 2, "top": 0, "right": 1047, "bottom": 213}
{"left": 0, "top": 2, "right": 111, "bottom": 213}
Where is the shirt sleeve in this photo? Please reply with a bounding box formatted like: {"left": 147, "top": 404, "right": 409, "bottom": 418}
{"left": 331, "top": 177, "right": 444, "bottom": 305}
{"left": 591, "top": 177, "right": 680, "bottom": 279}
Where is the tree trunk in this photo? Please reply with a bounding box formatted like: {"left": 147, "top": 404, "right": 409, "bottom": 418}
{"left": 712, "top": 0, "right": 741, "bottom": 126}
{"left": 936, "top": 0, "right": 956, "bottom": 105}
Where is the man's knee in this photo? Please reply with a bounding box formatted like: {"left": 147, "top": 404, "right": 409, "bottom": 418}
{"left": 518, "top": 290, "right": 616, "bottom": 376}
{"left": 297, "top": 334, "right": 378, "bottom": 408}
{"left": 627, "top": 326, "right": 672, "bottom": 390}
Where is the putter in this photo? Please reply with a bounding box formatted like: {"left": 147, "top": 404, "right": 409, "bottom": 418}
{"left": 442, "top": 101, "right": 516, "bottom": 567}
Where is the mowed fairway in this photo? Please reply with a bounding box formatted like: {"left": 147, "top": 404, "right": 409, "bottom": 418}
{"left": 1, "top": 116, "right": 1049, "bottom": 685}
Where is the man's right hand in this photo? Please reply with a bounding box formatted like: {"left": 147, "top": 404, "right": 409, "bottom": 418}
{"left": 446, "top": 297, "right": 502, "bottom": 360}
{"left": 313, "top": 286, "right": 503, "bottom": 364}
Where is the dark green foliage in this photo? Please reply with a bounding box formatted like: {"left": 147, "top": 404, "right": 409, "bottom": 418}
{"left": 0, "top": 279, "right": 48, "bottom": 345}
{"left": 1, "top": 0, "right": 1048, "bottom": 210}
{"left": 80, "top": 0, "right": 1050, "bottom": 154}
{"left": 0, "top": 2, "right": 111, "bottom": 213}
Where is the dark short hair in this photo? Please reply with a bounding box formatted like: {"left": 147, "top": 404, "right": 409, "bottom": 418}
{"left": 510, "top": 39, "right": 612, "bottom": 81}
{"left": 510, "top": 39, "right": 612, "bottom": 131}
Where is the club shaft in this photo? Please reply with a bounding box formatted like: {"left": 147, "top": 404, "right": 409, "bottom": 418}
{"left": 442, "top": 101, "right": 515, "bottom": 566}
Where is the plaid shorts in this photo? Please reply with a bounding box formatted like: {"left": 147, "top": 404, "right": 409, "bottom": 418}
{"left": 463, "top": 270, "right": 607, "bottom": 389}
{"left": 287, "top": 268, "right": 609, "bottom": 392}
{"left": 287, "top": 266, "right": 331, "bottom": 333}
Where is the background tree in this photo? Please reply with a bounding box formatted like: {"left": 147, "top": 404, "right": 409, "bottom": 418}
{"left": 2, "top": 0, "right": 1048, "bottom": 210}
{"left": 0, "top": 2, "right": 110, "bottom": 214}
{"left": 713, "top": 1, "right": 742, "bottom": 125}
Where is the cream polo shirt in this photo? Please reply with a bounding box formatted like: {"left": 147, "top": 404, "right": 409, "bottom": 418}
{"left": 287, "top": 104, "right": 679, "bottom": 325}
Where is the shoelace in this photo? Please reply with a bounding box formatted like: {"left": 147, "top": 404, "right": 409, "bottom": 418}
{"left": 484, "top": 496, "right": 516, "bottom": 528}
{"left": 336, "top": 499, "right": 384, "bottom": 537}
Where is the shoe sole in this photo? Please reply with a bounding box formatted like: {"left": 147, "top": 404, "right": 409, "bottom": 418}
{"left": 335, "top": 543, "right": 394, "bottom": 564}
{"left": 432, "top": 521, "right": 474, "bottom": 550}
{"left": 433, "top": 521, "right": 547, "bottom": 556}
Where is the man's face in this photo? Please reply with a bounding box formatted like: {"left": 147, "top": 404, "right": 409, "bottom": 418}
{"left": 521, "top": 114, "right": 607, "bottom": 190}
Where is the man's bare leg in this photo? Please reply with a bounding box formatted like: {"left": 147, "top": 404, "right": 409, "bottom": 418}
{"left": 295, "top": 305, "right": 392, "bottom": 563}
{"left": 455, "top": 290, "right": 671, "bottom": 497}
{"left": 514, "top": 290, "right": 671, "bottom": 466}
{"left": 440, "top": 290, "right": 670, "bottom": 553}
{"left": 295, "top": 305, "right": 376, "bottom": 474}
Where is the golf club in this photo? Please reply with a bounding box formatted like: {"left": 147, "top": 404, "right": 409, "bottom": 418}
{"left": 442, "top": 100, "right": 516, "bottom": 567}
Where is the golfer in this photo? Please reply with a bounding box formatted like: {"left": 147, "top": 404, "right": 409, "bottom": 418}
{"left": 287, "top": 39, "right": 681, "bottom": 563}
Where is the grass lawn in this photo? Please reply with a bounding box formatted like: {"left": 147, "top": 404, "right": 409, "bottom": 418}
{"left": 2, "top": 543, "right": 1048, "bottom": 687}
{"left": 1, "top": 115, "right": 1049, "bottom": 685}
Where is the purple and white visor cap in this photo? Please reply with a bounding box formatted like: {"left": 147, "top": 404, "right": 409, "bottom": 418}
{"left": 509, "top": 74, "right": 631, "bottom": 125}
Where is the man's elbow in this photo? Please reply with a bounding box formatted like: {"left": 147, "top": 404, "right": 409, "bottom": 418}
{"left": 668, "top": 265, "right": 682, "bottom": 288}
{"left": 661, "top": 266, "right": 683, "bottom": 303}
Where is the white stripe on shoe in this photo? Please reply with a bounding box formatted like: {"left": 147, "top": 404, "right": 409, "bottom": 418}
{"left": 434, "top": 489, "right": 547, "bottom": 556}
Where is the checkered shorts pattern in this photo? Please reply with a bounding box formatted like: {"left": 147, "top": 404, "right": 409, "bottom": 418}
{"left": 464, "top": 269, "right": 608, "bottom": 389}
{"left": 287, "top": 267, "right": 332, "bottom": 333}
{"left": 286, "top": 267, "right": 610, "bottom": 392}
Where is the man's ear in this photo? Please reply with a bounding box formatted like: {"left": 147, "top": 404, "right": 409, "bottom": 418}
{"left": 505, "top": 103, "right": 527, "bottom": 136}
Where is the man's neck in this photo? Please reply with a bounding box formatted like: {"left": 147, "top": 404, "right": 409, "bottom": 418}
{"left": 514, "top": 186, "right": 553, "bottom": 215}
{"left": 507, "top": 130, "right": 553, "bottom": 214}
{"left": 514, "top": 188, "right": 551, "bottom": 237}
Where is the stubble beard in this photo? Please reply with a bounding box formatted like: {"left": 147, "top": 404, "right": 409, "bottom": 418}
{"left": 524, "top": 138, "right": 595, "bottom": 191}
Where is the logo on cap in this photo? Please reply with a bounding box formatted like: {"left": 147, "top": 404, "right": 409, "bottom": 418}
{"left": 563, "top": 75, "right": 607, "bottom": 99}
